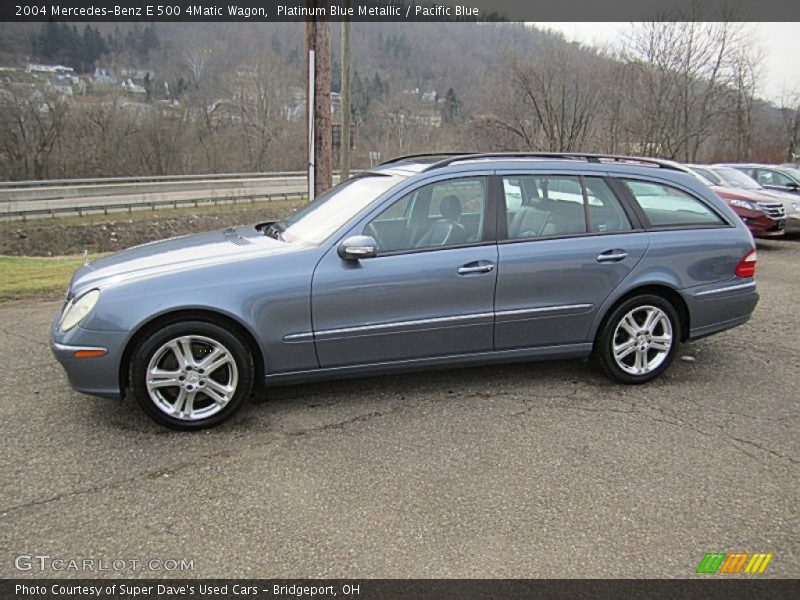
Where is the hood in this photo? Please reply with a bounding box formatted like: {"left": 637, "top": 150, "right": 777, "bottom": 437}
{"left": 68, "top": 224, "right": 295, "bottom": 296}
{"left": 756, "top": 188, "right": 799, "bottom": 205}
{"left": 711, "top": 186, "right": 778, "bottom": 203}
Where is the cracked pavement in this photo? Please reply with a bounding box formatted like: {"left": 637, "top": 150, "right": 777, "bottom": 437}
{"left": 0, "top": 238, "right": 798, "bottom": 578}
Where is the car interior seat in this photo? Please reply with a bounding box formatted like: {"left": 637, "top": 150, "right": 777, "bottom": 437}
{"left": 415, "top": 195, "right": 467, "bottom": 247}
{"left": 508, "top": 178, "right": 550, "bottom": 238}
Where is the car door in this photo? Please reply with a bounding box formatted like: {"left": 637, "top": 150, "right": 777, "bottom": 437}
{"left": 495, "top": 172, "right": 649, "bottom": 350}
{"left": 755, "top": 168, "right": 800, "bottom": 194}
{"left": 311, "top": 174, "right": 498, "bottom": 368}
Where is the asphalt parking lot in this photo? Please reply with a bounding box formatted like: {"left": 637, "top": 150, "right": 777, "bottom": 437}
{"left": 1, "top": 238, "right": 798, "bottom": 579}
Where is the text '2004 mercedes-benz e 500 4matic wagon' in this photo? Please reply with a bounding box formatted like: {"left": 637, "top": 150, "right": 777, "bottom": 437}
{"left": 52, "top": 153, "right": 760, "bottom": 429}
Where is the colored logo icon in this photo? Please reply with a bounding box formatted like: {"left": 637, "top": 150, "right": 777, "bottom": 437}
{"left": 696, "top": 553, "right": 773, "bottom": 574}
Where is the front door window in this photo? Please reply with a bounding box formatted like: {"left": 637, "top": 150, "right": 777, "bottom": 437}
{"left": 364, "top": 177, "right": 487, "bottom": 253}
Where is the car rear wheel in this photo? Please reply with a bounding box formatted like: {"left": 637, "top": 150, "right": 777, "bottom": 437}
{"left": 596, "top": 295, "right": 680, "bottom": 384}
{"left": 130, "top": 320, "right": 254, "bottom": 430}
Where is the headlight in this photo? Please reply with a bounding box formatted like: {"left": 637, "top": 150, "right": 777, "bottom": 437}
{"left": 59, "top": 289, "right": 100, "bottom": 332}
{"left": 729, "top": 199, "right": 754, "bottom": 210}
{"left": 793, "top": 202, "right": 800, "bottom": 213}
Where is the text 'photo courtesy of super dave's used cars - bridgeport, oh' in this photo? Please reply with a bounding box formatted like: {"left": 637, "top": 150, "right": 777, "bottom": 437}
{"left": 51, "top": 153, "right": 760, "bottom": 430}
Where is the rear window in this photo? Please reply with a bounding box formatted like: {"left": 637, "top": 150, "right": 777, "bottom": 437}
{"left": 623, "top": 180, "right": 724, "bottom": 228}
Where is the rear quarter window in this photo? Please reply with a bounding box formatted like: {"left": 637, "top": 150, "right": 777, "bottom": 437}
{"left": 623, "top": 180, "right": 725, "bottom": 228}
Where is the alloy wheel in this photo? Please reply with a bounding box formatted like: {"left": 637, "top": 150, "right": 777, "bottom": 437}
{"left": 612, "top": 305, "right": 673, "bottom": 376}
{"left": 145, "top": 335, "right": 239, "bottom": 421}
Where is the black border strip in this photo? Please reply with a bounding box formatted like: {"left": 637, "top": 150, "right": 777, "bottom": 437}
{"left": 3, "top": 579, "right": 799, "bottom": 600}
{"left": 3, "top": 0, "right": 800, "bottom": 22}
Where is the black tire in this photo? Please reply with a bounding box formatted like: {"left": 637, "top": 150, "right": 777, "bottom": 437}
{"left": 130, "top": 320, "right": 254, "bottom": 430}
{"left": 595, "top": 294, "right": 681, "bottom": 384}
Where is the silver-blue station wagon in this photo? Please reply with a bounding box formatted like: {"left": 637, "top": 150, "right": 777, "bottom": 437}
{"left": 51, "top": 153, "right": 760, "bottom": 429}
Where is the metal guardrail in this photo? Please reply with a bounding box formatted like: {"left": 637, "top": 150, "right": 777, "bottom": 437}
{"left": 0, "top": 170, "right": 352, "bottom": 189}
{"left": 1, "top": 191, "right": 308, "bottom": 221}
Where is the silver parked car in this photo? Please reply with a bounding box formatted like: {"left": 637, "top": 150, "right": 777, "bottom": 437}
{"left": 52, "top": 153, "right": 760, "bottom": 429}
{"left": 702, "top": 164, "right": 800, "bottom": 232}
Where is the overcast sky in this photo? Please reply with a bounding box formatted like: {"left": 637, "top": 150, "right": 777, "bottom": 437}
{"left": 535, "top": 22, "right": 799, "bottom": 104}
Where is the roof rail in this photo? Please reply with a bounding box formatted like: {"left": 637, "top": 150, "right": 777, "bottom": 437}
{"left": 417, "top": 152, "right": 689, "bottom": 173}
{"left": 377, "top": 152, "right": 471, "bottom": 167}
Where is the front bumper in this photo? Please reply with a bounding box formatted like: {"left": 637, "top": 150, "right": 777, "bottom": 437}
{"left": 746, "top": 214, "right": 785, "bottom": 238}
{"left": 50, "top": 317, "right": 127, "bottom": 398}
{"left": 785, "top": 213, "right": 800, "bottom": 233}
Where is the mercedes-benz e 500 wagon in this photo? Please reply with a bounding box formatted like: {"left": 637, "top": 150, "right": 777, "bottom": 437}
{"left": 51, "top": 153, "right": 760, "bottom": 429}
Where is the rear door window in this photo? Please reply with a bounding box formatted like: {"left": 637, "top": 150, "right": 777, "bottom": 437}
{"left": 503, "top": 175, "right": 632, "bottom": 239}
{"left": 503, "top": 175, "right": 586, "bottom": 239}
{"left": 622, "top": 180, "right": 724, "bottom": 228}
{"left": 584, "top": 178, "right": 633, "bottom": 233}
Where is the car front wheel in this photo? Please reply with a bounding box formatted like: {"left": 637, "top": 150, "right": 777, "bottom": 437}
{"left": 130, "top": 320, "right": 254, "bottom": 429}
{"left": 596, "top": 295, "right": 680, "bottom": 384}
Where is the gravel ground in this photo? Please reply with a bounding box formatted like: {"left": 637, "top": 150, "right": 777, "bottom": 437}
{"left": 0, "top": 237, "right": 797, "bottom": 579}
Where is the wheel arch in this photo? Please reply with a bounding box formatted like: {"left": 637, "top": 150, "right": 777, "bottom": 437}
{"left": 591, "top": 283, "right": 691, "bottom": 347}
{"left": 119, "top": 308, "right": 266, "bottom": 396}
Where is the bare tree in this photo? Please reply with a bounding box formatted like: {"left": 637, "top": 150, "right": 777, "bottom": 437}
{"left": 620, "top": 14, "right": 751, "bottom": 161}
{"left": 0, "top": 86, "right": 71, "bottom": 180}
{"left": 729, "top": 44, "right": 763, "bottom": 161}
{"left": 228, "top": 55, "right": 295, "bottom": 171}
{"left": 185, "top": 46, "right": 209, "bottom": 87}
{"left": 379, "top": 90, "right": 438, "bottom": 154}
{"left": 779, "top": 90, "right": 800, "bottom": 163}
{"left": 484, "top": 41, "right": 603, "bottom": 152}
{"left": 132, "top": 105, "right": 188, "bottom": 175}
{"left": 80, "top": 94, "right": 139, "bottom": 176}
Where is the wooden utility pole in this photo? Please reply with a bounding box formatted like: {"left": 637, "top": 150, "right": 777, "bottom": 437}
{"left": 306, "top": 2, "right": 332, "bottom": 198}
{"left": 340, "top": 4, "right": 352, "bottom": 180}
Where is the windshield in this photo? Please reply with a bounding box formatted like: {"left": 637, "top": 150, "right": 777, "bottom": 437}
{"left": 277, "top": 174, "right": 404, "bottom": 245}
{"left": 714, "top": 167, "right": 761, "bottom": 190}
{"left": 689, "top": 167, "right": 722, "bottom": 185}
{"left": 783, "top": 167, "right": 800, "bottom": 181}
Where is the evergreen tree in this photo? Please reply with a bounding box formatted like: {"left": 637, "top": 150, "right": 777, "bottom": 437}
{"left": 143, "top": 72, "right": 152, "bottom": 101}
{"left": 442, "top": 88, "right": 462, "bottom": 124}
{"left": 371, "top": 72, "right": 386, "bottom": 102}
{"left": 351, "top": 70, "right": 371, "bottom": 121}
{"left": 138, "top": 24, "right": 160, "bottom": 62}
{"left": 81, "top": 26, "right": 107, "bottom": 71}
{"left": 332, "top": 58, "right": 341, "bottom": 94}
{"left": 38, "top": 23, "right": 57, "bottom": 64}
{"left": 287, "top": 46, "right": 300, "bottom": 67}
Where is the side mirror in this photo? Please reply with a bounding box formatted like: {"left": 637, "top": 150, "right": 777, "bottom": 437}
{"left": 787, "top": 181, "right": 799, "bottom": 191}
{"left": 337, "top": 235, "right": 378, "bottom": 260}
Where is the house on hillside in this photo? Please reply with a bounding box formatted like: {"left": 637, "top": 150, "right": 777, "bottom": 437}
{"left": 118, "top": 68, "right": 154, "bottom": 85}
{"left": 93, "top": 67, "right": 117, "bottom": 86}
{"left": 27, "top": 63, "right": 75, "bottom": 76}
{"left": 46, "top": 80, "right": 73, "bottom": 96}
{"left": 121, "top": 79, "right": 146, "bottom": 94}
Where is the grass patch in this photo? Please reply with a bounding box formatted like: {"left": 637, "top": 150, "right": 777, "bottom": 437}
{"left": 0, "top": 254, "right": 102, "bottom": 303}
{"left": 0, "top": 197, "right": 306, "bottom": 302}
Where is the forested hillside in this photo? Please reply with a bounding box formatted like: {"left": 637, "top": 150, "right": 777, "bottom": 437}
{"left": 0, "top": 20, "right": 797, "bottom": 180}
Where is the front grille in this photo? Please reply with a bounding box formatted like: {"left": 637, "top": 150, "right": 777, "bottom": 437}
{"left": 756, "top": 202, "right": 785, "bottom": 219}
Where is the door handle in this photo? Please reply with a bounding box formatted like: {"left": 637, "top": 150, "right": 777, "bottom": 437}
{"left": 596, "top": 250, "right": 627, "bottom": 263}
{"left": 457, "top": 263, "right": 495, "bottom": 275}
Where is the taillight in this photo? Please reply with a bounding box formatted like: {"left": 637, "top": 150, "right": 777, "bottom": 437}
{"left": 735, "top": 249, "right": 757, "bottom": 278}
